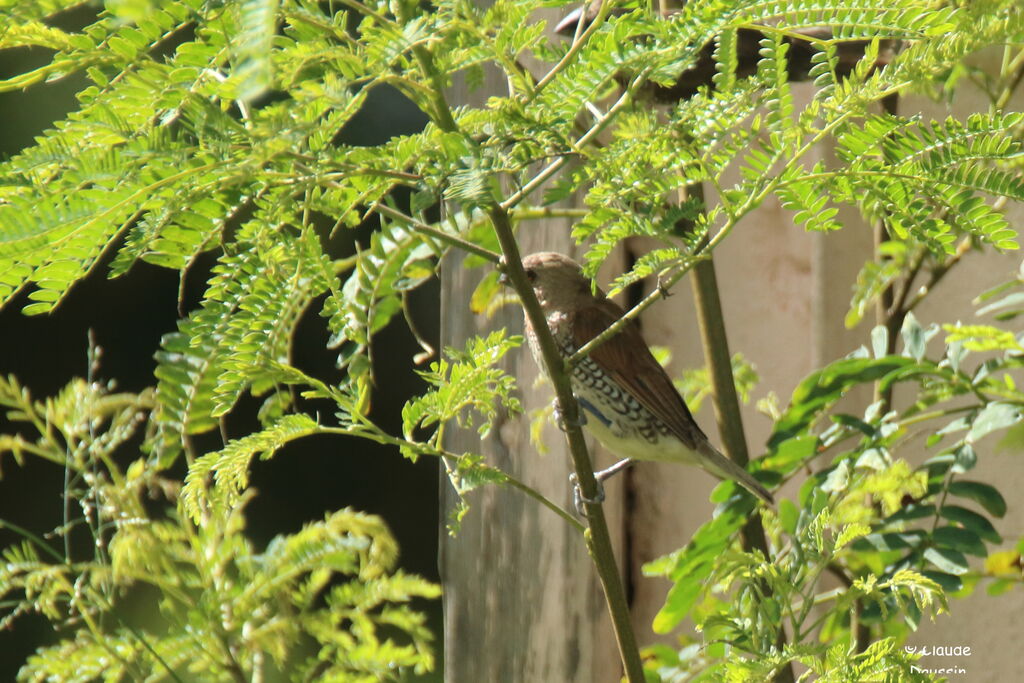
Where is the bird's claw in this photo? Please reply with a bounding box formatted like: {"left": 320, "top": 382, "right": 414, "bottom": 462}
{"left": 595, "top": 458, "right": 635, "bottom": 482}
{"left": 569, "top": 460, "right": 634, "bottom": 515}
{"left": 656, "top": 277, "right": 673, "bottom": 299}
{"left": 553, "top": 400, "right": 587, "bottom": 432}
{"left": 570, "top": 472, "right": 605, "bottom": 516}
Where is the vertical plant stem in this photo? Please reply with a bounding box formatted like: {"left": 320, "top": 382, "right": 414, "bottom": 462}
{"left": 411, "top": 30, "right": 642, "bottom": 679}
{"left": 686, "top": 184, "right": 795, "bottom": 683}
{"left": 873, "top": 93, "right": 901, "bottom": 410}
{"left": 489, "top": 206, "right": 645, "bottom": 683}
{"left": 687, "top": 262, "right": 766, "bottom": 539}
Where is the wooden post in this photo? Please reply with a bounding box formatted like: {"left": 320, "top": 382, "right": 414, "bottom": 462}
{"left": 440, "top": 241, "right": 626, "bottom": 681}
{"left": 438, "top": 30, "right": 625, "bottom": 679}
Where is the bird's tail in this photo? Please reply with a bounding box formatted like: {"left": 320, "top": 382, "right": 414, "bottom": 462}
{"left": 696, "top": 441, "right": 774, "bottom": 505}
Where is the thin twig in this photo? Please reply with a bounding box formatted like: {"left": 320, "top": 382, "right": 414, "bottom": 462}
{"left": 533, "top": 0, "right": 612, "bottom": 96}
{"left": 335, "top": 0, "right": 395, "bottom": 28}
{"left": 512, "top": 206, "right": 589, "bottom": 220}
{"left": 500, "top": 67, "right": 652, "bottom": 212}
{"left": 502, "top": 474, "right": 586, "bottom": 533}
{"left": 995, "top": 47, "right": 1024, "bottom": 111}
{"left": 568, "top": 255, "right": 698, "bottom": 367}
{"left": 887, "top": 246, "right": 928, "bottom": 321}
{"left": 316, "top": 425, "right": 583, "bottom": 531}
{"left": 372, "top": 203, "right": 501, "bottom": 262}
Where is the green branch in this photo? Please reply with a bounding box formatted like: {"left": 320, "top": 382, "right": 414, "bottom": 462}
{"left": 567, "top": 254, "right": 697, "bottom": 367}
{"left": 532, "top": 0, "right": 612, "bottom": 96}
{"left": 392, "top": 42, "right": 647, "bottom": 673}
{"left": 488, "top": 205, "right": 646, "bottom": 683}
{"left": 317, "top": 423, "right": 584, "bottom": 533}
{"left": 371, "top": 202, "right": 501, "bottom": 263}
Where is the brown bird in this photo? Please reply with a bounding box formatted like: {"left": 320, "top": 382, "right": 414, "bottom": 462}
{"left": 515, "top": 252, "right": 772, "bottom": 504}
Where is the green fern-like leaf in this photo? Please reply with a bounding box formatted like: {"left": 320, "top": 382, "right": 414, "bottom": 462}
{"left": 846, "top": 242, "right": 908, "bottom": 328}
{"left": 749, "top": 1, "right": 959, "bottom": 40}
{"left": 20, "top": 631, "right": 139, "bottom": 682}
{"left": 402, "top": 329, "right": 522, "bottom": 444}
{"left": 324, "top": 221, "right": 439, "bottom": 377}
{"left": 181, "top": 414, "right": 319, "bottom": 521}
{"left": 152, "top": 227, "right": 331, "bottom": 463}
{"left": 234, "top": 0, "right": 281, "bottom": 101}
{"left": 757, "top": 32, "right": 794, "bottom": 133}
{"left": 712, "top": 27, "right": 740, "bottom": 92}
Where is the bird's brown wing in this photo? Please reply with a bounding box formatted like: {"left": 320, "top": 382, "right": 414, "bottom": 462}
{"left": 572, "top": 299, "right": 707, "bottom": 449}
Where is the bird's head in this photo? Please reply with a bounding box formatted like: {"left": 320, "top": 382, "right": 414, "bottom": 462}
{"left": 518, "top": 252, "right": 592, "bottom": 311}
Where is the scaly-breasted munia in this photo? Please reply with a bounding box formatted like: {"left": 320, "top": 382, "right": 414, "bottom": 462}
{"left": 515, "top": 251, "right": 772, "bottom": 505}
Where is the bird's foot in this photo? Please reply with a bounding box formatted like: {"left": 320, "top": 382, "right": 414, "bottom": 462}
{"left": 656, "top": 276, "right": 673, "bottom": 299}
{"left": 595, "top": 458, "right": 635, "bottom": 483}
{"left": 570, "top": 459, "right": 634, "bottom": 515}
{"left": 553, "top": 400, "right": 587, "bottom": 432}
{"left": 570, "top": 472, "right": 605, "bottom": 516}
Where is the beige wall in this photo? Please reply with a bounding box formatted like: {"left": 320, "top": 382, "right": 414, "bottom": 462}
{"left": 622, "top": 76, "right": 1024, "bottom": 680}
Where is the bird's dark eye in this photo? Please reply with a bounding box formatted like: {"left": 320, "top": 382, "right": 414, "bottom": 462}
{"left": 525, "top": 268, "right": 537, "bottom": 282}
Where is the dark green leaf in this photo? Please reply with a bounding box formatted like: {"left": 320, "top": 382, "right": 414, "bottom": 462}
{"left": 939, "top": 505, "right": 1002, "bottom": 543}
{"left": 646, "top": 500, "right": 750, "bottom": 632}
{"left": 652, "top": 564, "right": 713, "bottom": 635}
{"left": 853, "top": 531, "right": 925, "bottom": 552}
{"left": 932, "top": 526, "right": 986, "bottom": 557}
{"left": 469, "top": 270, "right": 502, "bottom": 314}
{"left": 761, "top": 434, "right": 818, "bottom": 472}
{"left": 832, "top": 413, "right": 875, "bottom": 436}
{"left": 952, "top": 443, "right": 977, "bottom": 473}
{"left": 769, "top": 357, "right": 914, "bottom": 449}
{"left": 924, "top": 451, "right": 955, "bottom": 469}
{"left": 920, "top": 570, "right": 963, "bottom": 593}
{"left": 778, "top": 498, "right": 799, "bottom": 535}
{"left": 948, "top": 480, "right": 1007, "bottom": 517}
{"left": 884, "top": 503, "right": 935, "bottom": 524}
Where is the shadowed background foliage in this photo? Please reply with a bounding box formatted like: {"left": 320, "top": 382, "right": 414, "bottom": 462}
{"left": 0, "top": 7, "right": 442, "bottom": 678}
